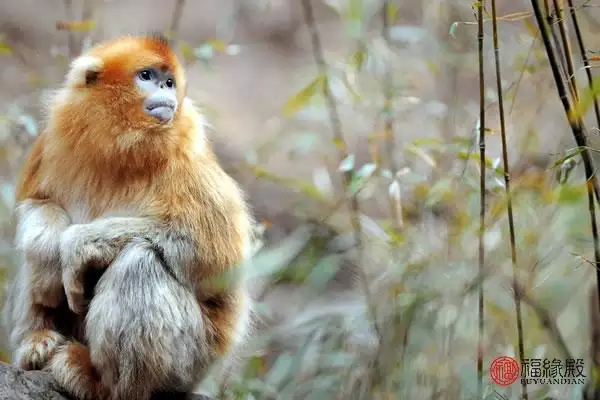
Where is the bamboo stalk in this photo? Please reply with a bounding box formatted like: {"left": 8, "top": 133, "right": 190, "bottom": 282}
{"left": 62, "top": 0, "right": 75, "bottom": 58}
{"left": 530, "top": 2, "right": 600, "bottom": 397}
{"left": 476, "top": 0, "right": 486, "bottom": 397}
{"left": 567, "top": 0, "right": 600, "bottom": 145}
{"left": 491, "top": 0, "right": 528, "bottom": 398}
{"left": 168, "top": 0, "right": 186, "bottom": 40}
{"left": 552, "top": 0, "right": 579, "bottom": 101}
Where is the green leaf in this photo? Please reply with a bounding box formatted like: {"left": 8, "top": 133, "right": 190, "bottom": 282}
{"left": 410, "top": 137, "right": 444, "bottom": 147}
{"left": 0, "top": 37, "right": 12, "bottom": 56}
{"left": 264, "top": 353, "right": 295, "bottom": 388}
{"left": 556, "top": 184, "right": 586, "bottom": 204}
{"left": 386, "top": 2, "right": 399, "bottom": 24}
{"left": 355, "top": 162, "right": 376, "bottom": 178}
{"left": 349, "top": 45, "right": 367, "bottom": 70}
{"left": 571, "top": 75, "right": 600, "bottom": 121}
{"left": 194, "top": 43, "right": 215, "bottom": 61}
{"left": 405, "top": 143, "right": 437, "bottom": 167}
{"left": 179, "top": 41, "right": 195, "bottom": 63}
{"left": 283, "top": 74, "right": 325, "bottom": 118}
{"left": 306, "top": 255, "right": 341, "bottom": 290}
{"left": 550, "top": 146, "right": 586, "bottom": 169}
{"left": 449, "top": 22, "right": 459, "bottom": 38}
{"left": 346, "top": 0, "right": 363, "bottom": 39}
{"left": 338, "top": 154, "right": 355, "bottom": 172}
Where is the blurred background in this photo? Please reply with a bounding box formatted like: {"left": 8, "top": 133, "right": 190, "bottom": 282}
{"left": 3, "top": 0, "right": 600, "bottom": 398}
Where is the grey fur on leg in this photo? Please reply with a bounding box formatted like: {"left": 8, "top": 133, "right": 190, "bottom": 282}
{"left": 2, "top": 200, "right": 70, "bottom": 370}
{"left": 85, "top": 239, "right": 210, "bottom": 399}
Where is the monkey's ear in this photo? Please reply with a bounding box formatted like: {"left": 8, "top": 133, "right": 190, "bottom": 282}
{"left": 65, "top": 55, "right": 103, "bottom": 88}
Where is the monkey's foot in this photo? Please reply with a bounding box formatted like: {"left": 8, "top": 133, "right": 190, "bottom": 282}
{"left": 48, "top": 342, "right": 100, "bottom": 400}
{"left": 15, "top": 329, "right": 65, "bottom": 370}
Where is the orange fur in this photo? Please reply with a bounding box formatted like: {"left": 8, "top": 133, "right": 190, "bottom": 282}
{"left": 6, "top": 35, "right": 254, "bottom": 399}
{"left": 22, "top": 35, "right": 251, "bottom": 286}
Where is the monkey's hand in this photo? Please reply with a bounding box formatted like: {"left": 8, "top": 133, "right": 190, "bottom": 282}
{"left": 59, "top": 216, "right": 158, "bottom": 313}
{"left": 15, "top": 199, "right": 70, "bottom": 308}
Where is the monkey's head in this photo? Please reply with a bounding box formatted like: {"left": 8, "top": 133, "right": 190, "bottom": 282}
{"left": 53, "top": 35, "right": 188, "bottom": 136}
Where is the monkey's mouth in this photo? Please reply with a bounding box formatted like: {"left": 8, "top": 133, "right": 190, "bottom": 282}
{"left": 145, "top": 101, "right": 176, "bottom": 122}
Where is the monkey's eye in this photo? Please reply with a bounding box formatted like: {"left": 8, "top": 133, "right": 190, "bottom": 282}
{"left": 138, "top": 69, "right": 154, "bottom": 81}
{"left": 165, "top": 78, "right": 175, "bottom": 89}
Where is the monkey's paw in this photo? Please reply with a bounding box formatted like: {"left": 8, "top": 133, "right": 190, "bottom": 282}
{"left": 15, "top": 330, "right": 65, "bottom": 370}
{"left": 48, "top": 342, "right": 99, "bottom": 400}
{"left": 59, "top": 224, "right": 110, "bottom": 314}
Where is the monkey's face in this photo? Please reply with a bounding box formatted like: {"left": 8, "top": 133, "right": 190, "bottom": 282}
{"left": 135, "top": 66, "right": 178, "bottom": 123}
{"left": 58, "top": 35, "right": 187, "bottom": 135}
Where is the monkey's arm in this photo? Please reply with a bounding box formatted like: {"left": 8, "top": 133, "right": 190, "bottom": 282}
{"left": 15, "top": 199, "right": 71, "bottom": 308}
{"left": 59, "top": 216, "right": 164, "bottom": 313}
{"left": 60, "top": 215, "right": 238, "bottom": 314}
{"left": 13, "top": 135, "right": 71, "bottom": 308}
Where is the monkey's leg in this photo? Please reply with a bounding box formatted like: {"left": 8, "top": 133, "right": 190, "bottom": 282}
{"left": 2, "top": 265, "right": 67, "bottom": 370}
{"left": 47, "top": 341, "right": 105, "bottom": 400}
{"left": 52, "top": 240, "right": 209, "bottom": 400}
{"left": 2, "top": 199, "right": 71, "bottom": 369}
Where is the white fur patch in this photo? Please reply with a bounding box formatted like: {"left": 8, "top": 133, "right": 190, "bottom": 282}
{"left": 64, "top": 201, "right": 92, "bottom": 224}
{"left": 65, "top": 55, "right": 103, "bottom": 87}
{"left": 182, "top": 97, "right": 208, "bottom": 155}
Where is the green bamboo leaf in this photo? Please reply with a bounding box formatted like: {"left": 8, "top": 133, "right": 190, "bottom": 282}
{"left": 0, "top": 35, "right": 13, "bottom": 55}
{"left": 346, "top": 0, "right": 363, "bottom": 38}
{"left": 449, "top": 22, "right": 459, "bottom": 38}
{"left": 306, "top": 255, "right": 341, "bottom": 290}
{"left": 550, "top": 147, "right": 587, "bottom": 169}
{"left": 386, "top": 2, "right": 399, "bottom": 24}
{"left": 338, "top": 154, "right": 355, "bottom": 172}
{"left": 556, "top": 184, "right": 586, "bottom": 204}
{"left": 571, "top": 76, "right": 600, "bottom": 121}
{"left": 405, "top": 143, "right": 437, "bottom": 167}
{"left": 457, "top": 150, "right": 494, "bottom": 168}
{"left": 349, "top": 45, "right": 367, "bottom": 70}
{"left": 411, "top": 138, "right": 444, "bottom": 147}
{"left": 283, "top": 74, "right": 325, "bottom": 117}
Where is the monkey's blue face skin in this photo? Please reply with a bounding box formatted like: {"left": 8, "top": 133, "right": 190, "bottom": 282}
{"left": 136, "top": 67, "right": 178, "bottom": 123}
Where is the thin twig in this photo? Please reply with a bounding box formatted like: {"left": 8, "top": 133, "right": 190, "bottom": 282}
{"left": 168, "top": 0, "right": 186, "bottom": 40}
{"left": 381, "top": 1, "right": 403, "bottom": 232}
{"left": 300, "top": 0, "right": 382, "bottom": 386}
{"left": 543, "top": 0, "right": 568, "bottom": 75}
{"left": 79, "top": 0, "right": 96, "bottom": 53}
{"left": 491, "top": 0, "right": 528, "bottom": 398}
{"left": 62, "top": 0, "right": 75, "bottom": 58}
{"left": 476, "top": 1, "right": 486, "bottom": 397}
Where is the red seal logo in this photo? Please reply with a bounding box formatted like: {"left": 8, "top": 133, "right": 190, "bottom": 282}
{"left": 490, "top": 356, "right": 520, "bottom": 386}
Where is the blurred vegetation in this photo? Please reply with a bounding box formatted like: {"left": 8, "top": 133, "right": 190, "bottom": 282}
{"left": 3, "top": 0, "right": 600, "bottom": 399}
